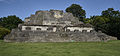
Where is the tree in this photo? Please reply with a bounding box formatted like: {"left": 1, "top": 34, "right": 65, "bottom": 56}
{"left": 90, "top": 8, "right": 120, "bottom": 39}
{"left": 0, "top": 15, "right": 23, "bottom": 30}
{"left": 65, "top": 4, "right": 86, "bottom": 21}
{"left": 102, "top": 8, "right": 120, "bottom": 39}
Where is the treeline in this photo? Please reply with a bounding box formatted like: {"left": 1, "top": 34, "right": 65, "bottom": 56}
{"left": 0, "top": 15, "right": 23, "bottom": 39}
{"left": 66, "top": 4, "right": 120, "bottom": 39}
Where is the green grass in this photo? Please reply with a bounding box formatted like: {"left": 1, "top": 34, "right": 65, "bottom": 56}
{"left": 0, "top": 40, "right": 120, "bottom": 56}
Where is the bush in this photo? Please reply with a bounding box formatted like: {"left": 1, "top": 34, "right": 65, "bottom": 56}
{"left": 0, "top": 27, "right": 10, "bottom": 40}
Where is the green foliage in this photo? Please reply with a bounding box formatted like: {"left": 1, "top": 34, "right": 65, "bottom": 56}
{"left": 90, "top": 8, "right": 120, "bottom": 39}
{"left": 102, "top": 8, "right": 120, "bottom": 18}
{"left": 83, "top": 18, "right": 91, "bottom": 24}
{"left": 0, "top": 40, "right": 120, "bottom": 56}
{"left": 65, "top": 4, "right": 86, "bottom": 21}
{"left": 90, "top": 16, "right": 111, "bottom": 33}
{"left": 0, "top": 15, "right": 23, "bottom": 30}
{"left": 0, "top": 27, "right": 10, "bottom": 39}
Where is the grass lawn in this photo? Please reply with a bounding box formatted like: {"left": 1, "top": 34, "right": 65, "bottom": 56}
{"left": 0, "top": 40, "right": 120, "bottom": 56}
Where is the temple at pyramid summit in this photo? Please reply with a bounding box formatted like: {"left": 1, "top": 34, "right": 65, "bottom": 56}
{"left": 4, "top": 10, "right": 117, "bottom": 42}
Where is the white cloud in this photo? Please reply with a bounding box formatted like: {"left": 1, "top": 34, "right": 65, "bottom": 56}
{"left": 0, "top": 0, "right": 18, "bottom": 4}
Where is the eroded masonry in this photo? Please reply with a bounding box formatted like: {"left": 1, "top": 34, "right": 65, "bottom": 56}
{"left": 4, "top": 10, "right": 117, "bottom": 42}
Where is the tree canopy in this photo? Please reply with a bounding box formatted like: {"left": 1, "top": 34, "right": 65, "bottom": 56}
{"left": 0, "top": 15, "right": 23, "bottom": 30}
{"left": 90, "top": 8, "right": 120, "bottom": 39}
{"left": 65, "top": 4, "right": 86, "bottom": 21}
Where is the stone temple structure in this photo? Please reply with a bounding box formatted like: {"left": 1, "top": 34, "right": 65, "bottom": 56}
{"left": 4, "top": 10, "right": 117, "bottom": 42}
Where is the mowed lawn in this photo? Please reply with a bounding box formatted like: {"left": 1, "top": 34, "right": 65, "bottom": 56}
{"left": 0, "top": 40, "right": 120, "bottom": 56}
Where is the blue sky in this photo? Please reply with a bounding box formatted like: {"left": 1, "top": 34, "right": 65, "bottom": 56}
{"left": 0, "top": 0, "right": 120, "bottom": 20}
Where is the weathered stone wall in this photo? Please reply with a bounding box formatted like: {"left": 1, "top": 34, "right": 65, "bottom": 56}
{"left": 4, "top": 27, "right": 117, "bottom": 42}
{"left": 22, "top": 26, "right": 57, "bottom": 32}
{"left": 21, "top": 25, "right": 93, "bottom": 32}
{"left": 24, "top": 10, "right": 82, "bottom": 26}
{"left": 66, "top": 27, "right": 93, "bottom": 32}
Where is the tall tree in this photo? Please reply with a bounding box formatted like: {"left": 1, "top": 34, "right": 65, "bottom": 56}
{"left": 90, "top": 8, "right": 120, "bottom": 39}
{"left": 0, "top": 15, "right": 23, "bottom": 30}
{"left": 102, "top": 8, "right": 120, "bottom": 39}
{"left": 65, "top": 4, "right": 86, "bottom": 21}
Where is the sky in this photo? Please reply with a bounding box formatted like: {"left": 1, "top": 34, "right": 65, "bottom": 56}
{"left": 0, "top": 0, "right": 120, "bottom": 20}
